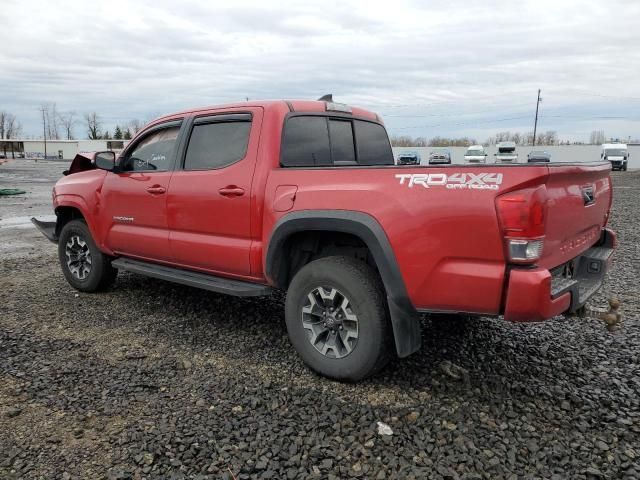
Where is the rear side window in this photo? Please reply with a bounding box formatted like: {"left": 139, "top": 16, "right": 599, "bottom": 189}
{"left": 281, "top": 116, "right": 331, "bottom": 167}
{"left": 184, "top": 121, "right": 251, "bottom": 170}
{"left": 329, "top": 119, "right": 356, "bottom": 164}
{"left": 354, "top": 120, "right": 394, "bottom": 165}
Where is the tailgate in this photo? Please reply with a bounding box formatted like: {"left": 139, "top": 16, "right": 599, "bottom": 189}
{"left": 539, "top": 162, "right": 612, "bottom": 269}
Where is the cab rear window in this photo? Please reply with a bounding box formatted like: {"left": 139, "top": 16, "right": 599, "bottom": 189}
{"left": 281, "top": 116, "right": 393, "bottom": 167}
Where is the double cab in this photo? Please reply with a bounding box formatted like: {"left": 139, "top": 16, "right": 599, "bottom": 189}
{"left": 33, "top": 98, "right": 616, "bottom": 381}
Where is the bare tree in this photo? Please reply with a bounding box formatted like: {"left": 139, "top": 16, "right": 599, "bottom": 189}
{"left": 589, "top": 130, "right": 605, "bottom": 145}
{"left": 540, "top": 130, "right": 558, "bottom": 146}
{"left": 40, "top": 103, "right": 60, "bottom": 140}
{"left": 128, "top": 119, "right": 143, "bottom": 134}
{"left": 0, "top": 111, "right": 6, "bottom": 139}
{"left": 84, "top": 112, "right": 102, "bottom": 140}
{"left": 5, "top": 114, "right": 20, "bottom": 139}
{"left": 58, "top": 111, "right": 77, "bottom": 140}
{"left": 4, "top": 114, "right": 21, "bottom": 158}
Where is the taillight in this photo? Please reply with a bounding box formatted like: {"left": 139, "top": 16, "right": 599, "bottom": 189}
{"left": 495, "top": 186, "right": 548, "bottom": 264}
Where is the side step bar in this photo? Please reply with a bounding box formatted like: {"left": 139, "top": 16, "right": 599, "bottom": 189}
{"left": 111, "top": 258, "right": 272, "bottom": 297}
{"left": 31, "top": 218, "right": 58, "bottom": 243}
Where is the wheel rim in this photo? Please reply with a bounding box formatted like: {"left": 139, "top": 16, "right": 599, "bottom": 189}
{"left": 301, "top": 286, "right": 359, "bottom": 359}
{"left": 65, "top": 235, "right": 92, "bottom": 280}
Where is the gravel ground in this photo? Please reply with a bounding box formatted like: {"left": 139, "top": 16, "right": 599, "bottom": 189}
{"left": 1, "top": 161, "right": 639, "bottom": 479}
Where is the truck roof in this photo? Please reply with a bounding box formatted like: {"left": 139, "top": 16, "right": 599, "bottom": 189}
{"left": 150, "top": 100, "right": 380, "bottom": 126}
{"left": 602, "top": 143, "right": 627, "bottom": 149}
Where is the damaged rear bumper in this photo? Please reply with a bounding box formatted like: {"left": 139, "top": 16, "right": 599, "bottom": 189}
{"left": 503, "top": 228, "right": 616, "bottom": 322}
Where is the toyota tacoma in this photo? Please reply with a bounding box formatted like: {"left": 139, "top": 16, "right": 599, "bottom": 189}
{"left": 32, "top": 98, "right": 616, "bottom": 381}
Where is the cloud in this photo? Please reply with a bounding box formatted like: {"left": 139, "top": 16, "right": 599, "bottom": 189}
{"left": 1, "top": 0, "right": 639, "bottom": 141}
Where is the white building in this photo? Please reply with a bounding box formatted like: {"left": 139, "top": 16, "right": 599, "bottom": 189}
{"left": 0, "top": 139, "right": 130, "bottom": 160}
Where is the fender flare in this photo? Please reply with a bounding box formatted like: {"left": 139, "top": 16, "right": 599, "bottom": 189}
{"left": 54, "top": 196, "right": 105, "bottom": 252}
{"left": 266, "top": 210, "right": 421, "bottom": 357}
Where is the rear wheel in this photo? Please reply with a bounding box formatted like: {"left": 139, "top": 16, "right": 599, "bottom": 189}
{"left": 285, "top": 256, "right": 391, "bottom": 381}
{"left": 58, "top": 220, "right": 117, "bottom": 292}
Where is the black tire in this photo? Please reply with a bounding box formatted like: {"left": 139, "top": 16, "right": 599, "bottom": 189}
{"left": 623, "top": 164, "right": 628, "bottom": 171}
{"left": 58, "top": 219, "right": 117, "bottom": 292}
{"left": 285, "top": 256, "right": 391, "bottom": 381}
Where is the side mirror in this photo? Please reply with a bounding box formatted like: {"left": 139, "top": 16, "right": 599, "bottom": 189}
{"left": 95, "top": 151, "right": 116, "bottom": 171}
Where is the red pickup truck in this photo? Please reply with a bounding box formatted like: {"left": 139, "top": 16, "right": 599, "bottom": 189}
{"left": 32, "top": 98, "right": 616, "bottom": 381}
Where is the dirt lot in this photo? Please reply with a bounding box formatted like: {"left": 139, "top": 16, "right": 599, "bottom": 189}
{"left": 1, "top": 160, "right": 639, "bottom": 479}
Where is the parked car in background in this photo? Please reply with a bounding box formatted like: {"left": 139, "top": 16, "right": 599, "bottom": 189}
{"left": 495, "top": 141, "right": 518, "bottom": 163}
{"left": 601, "top": 143, "right": 629, "bottom": 171}
{"left": 527, "top": 150, "right": 551, "bottom": 163}
{"left": 397, "top": 151, "right": 421, "bottom": 165}
{"left": 428, "top": 149, "right": 452, "bottom": 165}
{"left": 464, "top": 145, "right": 488, "bottom": 163}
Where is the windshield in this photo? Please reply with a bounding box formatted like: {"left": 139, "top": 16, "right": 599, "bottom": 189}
{"left": 605, "top": 149, "right": 627, "bottom": 156}
{"left": 465, "top": 149, "right": 484, "bottom": 155}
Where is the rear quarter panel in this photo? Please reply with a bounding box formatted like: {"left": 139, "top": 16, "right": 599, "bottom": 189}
{"left": 263, "top": 165, "right": 549, "bottom": 314}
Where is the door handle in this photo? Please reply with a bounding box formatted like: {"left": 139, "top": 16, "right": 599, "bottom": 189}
{"left": 218, "top": 186, "right": 245, "bottom": 197}
{"left": 146, "top": 185, "right": 166, "bottom": 195}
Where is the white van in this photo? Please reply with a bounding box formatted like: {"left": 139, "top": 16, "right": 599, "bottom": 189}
{"left": 495, "top": 141, "right": 518, "bottom": 163}
{"left": 601, "top": 143, "right": 629, "bottom": 171}
{"left": 464, "top": 145, "right": 488, "bottom": 163}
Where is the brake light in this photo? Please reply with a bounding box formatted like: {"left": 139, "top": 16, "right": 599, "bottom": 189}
{"left": 496, "top": 186, "right": 548, "bottom": 263}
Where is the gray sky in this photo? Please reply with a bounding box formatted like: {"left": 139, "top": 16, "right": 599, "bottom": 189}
{"left": 1, "top": 0, "right": 639, "bottom": 142}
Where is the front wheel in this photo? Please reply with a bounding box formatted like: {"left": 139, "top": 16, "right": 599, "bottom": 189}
{"left": 58, "top": 220, "right": 117, "bottom": 292}
{"left": 285, "top": 256, "right": 391, "bottom": 381}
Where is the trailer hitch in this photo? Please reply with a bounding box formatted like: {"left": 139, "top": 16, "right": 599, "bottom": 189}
{"left": 574, "top": 298, "right": 622, "bottom": 332}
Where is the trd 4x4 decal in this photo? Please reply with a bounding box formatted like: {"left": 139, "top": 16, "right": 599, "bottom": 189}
{"left": 395, "top": 173, "right": 503, "bottom": 190}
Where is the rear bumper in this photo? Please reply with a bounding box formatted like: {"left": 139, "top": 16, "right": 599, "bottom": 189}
{"left": 503, "top": 228, "right": 616, "bottom": 322}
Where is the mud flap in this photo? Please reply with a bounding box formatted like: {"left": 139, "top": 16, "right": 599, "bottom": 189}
{"left": 387, "top": 296, "right": 422, "bottom": 357}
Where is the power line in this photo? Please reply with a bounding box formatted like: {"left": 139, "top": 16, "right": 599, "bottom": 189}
{"left": 382, "top": 102, "right": 534, "bottom": 118}
{"left": 393, "top": 114, "right": 533, "bottom": 130}
{"left": 358, "top": 91, "right": 532, "bottom": 110}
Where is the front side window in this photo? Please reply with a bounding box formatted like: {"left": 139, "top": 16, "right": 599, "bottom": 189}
{"left": 121, "top": 126, "right": 180, "bottom": 172}
{"left": 184, "top": 121, "right": 252, "bottom": 170}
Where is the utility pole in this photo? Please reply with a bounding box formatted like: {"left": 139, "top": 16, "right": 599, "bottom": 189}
{"left": 532, "top": 89, "right": 541, "bottom": 146}
{"left": 39, "top": 106, "right": 48, "bottom": 159}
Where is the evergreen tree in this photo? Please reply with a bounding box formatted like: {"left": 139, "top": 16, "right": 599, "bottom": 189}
{"left": 113, "top": 125, "right": 123, "bottom": 140}
{"left": 103, "top": 130, "right": 110, "bottom": 139}
{"left": 123, "top": 128, "right": 132, "bottom": 140}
